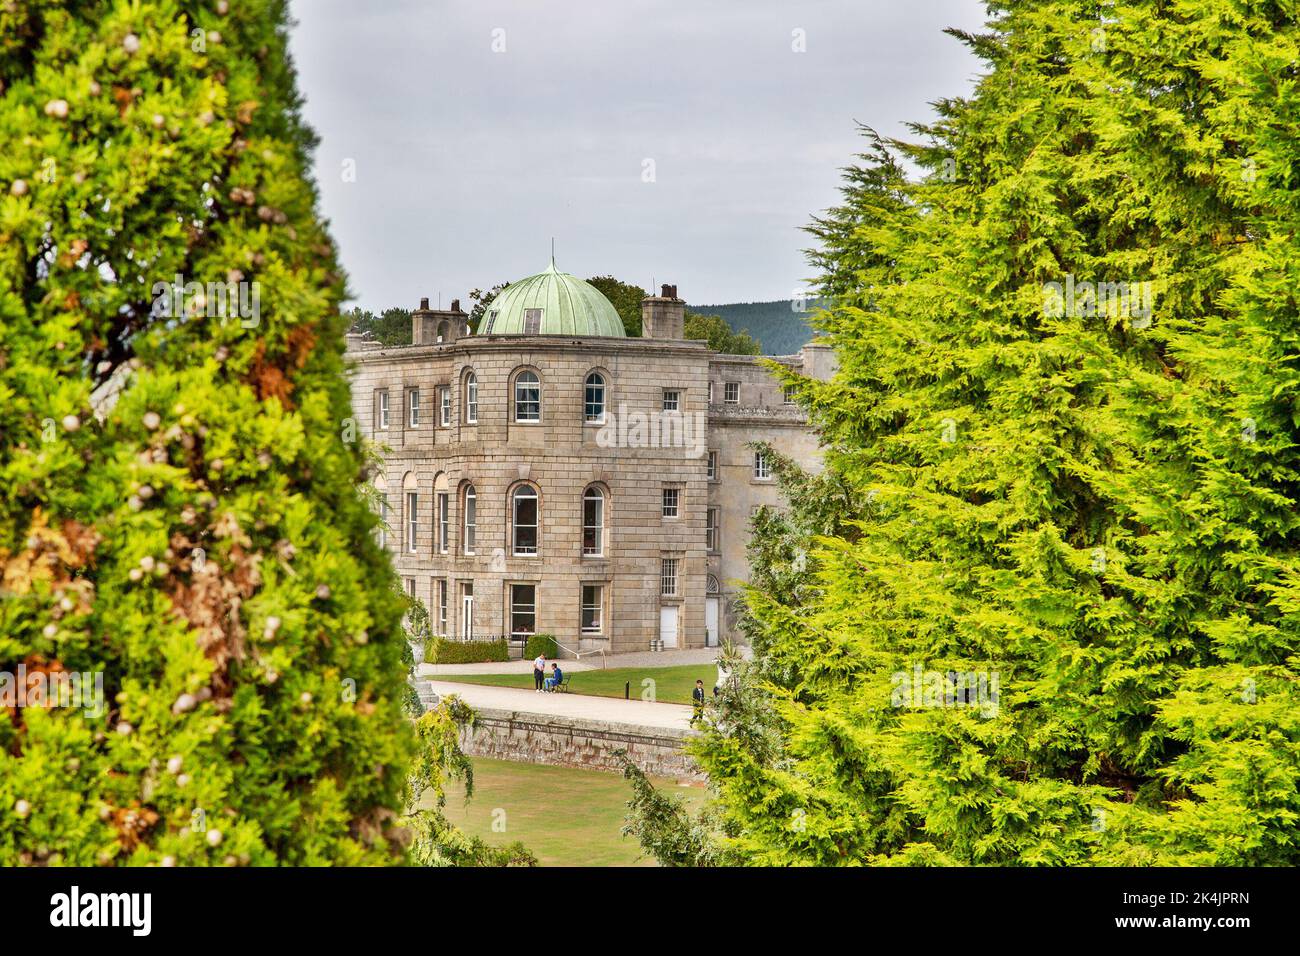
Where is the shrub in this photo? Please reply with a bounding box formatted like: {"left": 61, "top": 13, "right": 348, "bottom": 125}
{"left": 425, "top": 638, "right": 509, "bottom": 665}
{"left": 524, "top": 633, "right": 559, "bottom": 660}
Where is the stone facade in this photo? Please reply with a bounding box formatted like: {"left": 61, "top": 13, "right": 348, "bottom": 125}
{"left": 346, "top": 286, "right": 833, "bottom": 657}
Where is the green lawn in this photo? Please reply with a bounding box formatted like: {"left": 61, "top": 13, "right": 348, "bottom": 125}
{"left": 440, "top": 757, "right": 706, "bottom": 866}
{"left": 434, "top": 663, "right": 718, "bottom": 705}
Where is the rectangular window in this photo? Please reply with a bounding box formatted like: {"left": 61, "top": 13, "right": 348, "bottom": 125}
{"left": 406, "top": 491, "right": 418, "bottom": 553}
{"left": 510, "top": 584, "right": 536, "bottom": 640}
{"left": 754, "top": 452, "right": 771, "bottom": 480}
{"left": 440, "top": 386, "right": 451, "bottom": 426}
{"left": 436, "top": 578, "right": 448, "bottom": 634}
{"left": 377, "top": 390, "right": 390, "bottom": 430}
{"left": 377, "top": 497, "right": 389, "bottom": 550}
{"left": 404, "top": 577, "right": 415, "bottom": 597}
{"left": 783, "top": 384, "right": 797, "bottom": 405}
{"left": 724, "top": 382, "right": 739, "bottom": 405}
{"left": 484, "top": 310, "right": 498, "bottom": 334}
{"left": 662, "top": 389, "right": 680, "bottom": 412}
{"left": 408, "top": 388, "right": 420, "bottom": 427}
{"left": 581, "top": 584, "right": 604, "bottom": 635}
{"left": 706, "top": 508, "right": 719, "bottom": 552}
{"left": 662, "top": 487, "right": 679, "bottom": 518}
{"left": 437, "top": 492, "right": 450, "bottom": 554}
{"left": 466, "top": 376, "right": 478, "bottom": 423}
{"left": 523, "top": 308, "right": 542, "bottom": 335}
{"left": 661, "top": 558, "right": 679, "bottom": 597}
{"left": 707, "top": 451, "right": 717, "bottom": 481}
{"left": 708, "top": 381, "right": 715, "bottom": 404}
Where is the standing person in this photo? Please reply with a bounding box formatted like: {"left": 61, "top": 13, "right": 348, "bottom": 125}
{"left": 533, "top": 652, "right": 546, "bottom": 692}
{"left": 691, "top": 679, "right": 706, "bottom": 727}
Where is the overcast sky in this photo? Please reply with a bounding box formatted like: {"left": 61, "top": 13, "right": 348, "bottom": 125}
{"left": 287, "top": 0, "right": 988, "bottom": 311}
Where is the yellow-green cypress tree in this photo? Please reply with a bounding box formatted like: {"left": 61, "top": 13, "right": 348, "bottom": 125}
{"left": 0, "top": 0, "right": 414, "bottom": 865}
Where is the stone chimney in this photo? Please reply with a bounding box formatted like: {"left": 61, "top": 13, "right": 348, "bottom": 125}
{"left": 412, "top": 296, "right": 470, "bottom": 345}
{"left": 641, "top": 283, "right": 684, "bottom": 339}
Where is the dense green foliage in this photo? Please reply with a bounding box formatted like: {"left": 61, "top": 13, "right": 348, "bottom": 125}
{"left": 425, "top": 636, "right": 509, "bottom": 665}
{"left": 587, "top": 275, "right": 646, "bottom": 337}
{"left": 643, "top": 0, "right": 1300, "bottom": 866}
{"left": 0, "top": 0, "right": 416, "bottom": 865}
{"left": 523, "top": 633, "right": 558, "bottom": 660}
{"left": 345, "top": 305, "right": 412, "bottom": 347}
{"left": 682, "top": 311, "right": 760, "bottom": 355}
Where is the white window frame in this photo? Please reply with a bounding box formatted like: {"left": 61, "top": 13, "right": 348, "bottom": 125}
{"left": 662, "top": 389, "right": 680, "bottom": 412}
{"left": 783, "top": 384, "right": 797, "bottom": 405}
{"left": 465, "top": 372, "right": 478, "bottom": 424}
{"left": 405, "top": 491, "right": 418, "bottom": 553}
{"left": 662, "top": 487, "right": 679, "bottom": 518}
{"left": 408, "top": 388, "right": 420, "bottom": 427}
{"left": 661, "top": 558, "right": 679, "bottom": 597}
{"left": 707, "top": 451, "right": 717, "bottom": 481}
{"left": 437, "top": 492, "right": 450, "bottom": 554}
{"left": 706, "top": 507, "right": 719, "bottom": 553}
{"left": 377, "top": 390, "right": 390, "bottom": 430}
{"left": 581, "top": 584, "right": 604, "bottom": 635}
{"left": 439, "top": 386, "right": 451, "bottom": 427}
{"left": 584, "top": 372, "right": 606, "bottom": 424}
{"left": 510, "top": 583, "right": 537, "bottom": 641}
{"left": 512, "top": 485, "right": 539, "bottom": 556}
{"left": 724, "top": 382, "right": 739, "bottom": 405}
{"left": 515, "top": 371, "right": 541, "bottom": 423}
{"left": 436, "top": 578, "right": 448, "bottom": 634}
{"left": 754, "top": 451, "right": 771, "bottom": 480}
{"left": 582, "top": 487, "right": 604, "bottom": 556}
{"left": 463, "top": 485, "right": 477, "bottom": 554}
{"left": 377, "top": 497, "right": 389, "bottom": 550}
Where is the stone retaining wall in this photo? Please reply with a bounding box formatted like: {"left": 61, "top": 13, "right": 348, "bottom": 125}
{"left": 458, "top": 706, "right": 703, "bottom": 781}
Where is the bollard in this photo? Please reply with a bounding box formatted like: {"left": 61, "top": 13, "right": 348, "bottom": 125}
{"left": 625, "top": 680, "right": 630, "bottom": 700}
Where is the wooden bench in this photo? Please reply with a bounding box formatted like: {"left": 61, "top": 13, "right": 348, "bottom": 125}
{"left": 557, "top": 674, "right": 572, "bottom": 693}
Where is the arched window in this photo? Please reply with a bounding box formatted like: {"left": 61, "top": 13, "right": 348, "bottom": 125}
{"left": 514, "top": 370, "right": 541, "bottom": 422}
{"left": 463, "top": 484, "right": 477, "bottom": 555}
{"left": 464, "top": 370, "right": 478, "bottom": 424}
{"left": 706, "top": 574, "right": 720, "bottom": 594}
{"left": 584, "top": 371, "right": 606, "bottom": 423}
{"left": 582, "top": 486, "right": 605, "bottom": 556}
{"left": 512, "top": 485, "right": 539, "bottom": 555}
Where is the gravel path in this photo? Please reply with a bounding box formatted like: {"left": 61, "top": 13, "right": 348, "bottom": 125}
{"left": 425, "top": 680, "right": 695, "bottom": 730}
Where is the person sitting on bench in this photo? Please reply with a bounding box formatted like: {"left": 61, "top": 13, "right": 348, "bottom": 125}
{"left": 544, "top": 663, "right": 563, "bottom": 692}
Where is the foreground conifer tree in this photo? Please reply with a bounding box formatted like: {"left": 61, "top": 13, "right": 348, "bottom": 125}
{"left": 678, "top": 2, "right": 1300, "bottom": 865}
{"left": 0, "top": 1, "right": 415, "bottom": 864}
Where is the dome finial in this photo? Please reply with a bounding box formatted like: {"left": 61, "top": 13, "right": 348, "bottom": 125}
{"left": 550, "top": 237, "right": 556, "bottom": 269}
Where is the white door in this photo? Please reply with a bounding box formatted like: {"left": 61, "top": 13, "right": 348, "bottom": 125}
{"left": 460, "top": 584, "right": 474, "bottom": 639}
{"left": 705, "top": 598, "right": 719, "bottom": 647}
{"left": 659, "top": 606, "right": 679, "bottom": 649}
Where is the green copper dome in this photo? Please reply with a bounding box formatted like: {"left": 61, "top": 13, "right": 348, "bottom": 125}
{"left": 479, "top": 260, "right": 626, "bottom": 337}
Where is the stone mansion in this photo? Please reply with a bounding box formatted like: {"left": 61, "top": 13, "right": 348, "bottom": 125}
{"left": 346, "top": 261, "right": 832, "bottom": 656}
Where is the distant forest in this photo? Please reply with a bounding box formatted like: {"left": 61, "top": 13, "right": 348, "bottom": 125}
{"left": 685, "top": 299, "right": 825, "bottom": 355}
